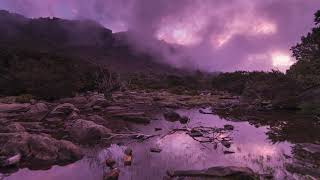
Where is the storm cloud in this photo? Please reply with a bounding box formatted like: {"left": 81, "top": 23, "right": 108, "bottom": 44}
{"left": 1, "top": 0, "right": 319, "bottom": 72}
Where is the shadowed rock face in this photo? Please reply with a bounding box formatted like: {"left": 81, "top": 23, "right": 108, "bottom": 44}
{"left": 0, "top": 132, "right": 83, "bottom": 168}
{"left": 68, "top": 119, "right": 112, "bottom": 144}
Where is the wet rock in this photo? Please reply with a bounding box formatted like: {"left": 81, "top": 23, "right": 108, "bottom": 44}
{"left": 68, "top": 119, "right": 112, "bottom": 143}
{"left": 224, "top": 150, "right": 235, "bottom": 154}
{"left": 188, "top": 129, "right": 203, "bottom": 137}
{"left": 164, "top": 111, "right": 189, "bottom": 124}
{"left": 163, "top": 111, "right": 181, "bottom": 122}
{"left": 150, "top": 148, "right": 162, "bottom": 153}
{"left": 179, "top": 116, "right": 189, "bottom": 124}
{"left": 28, "top": 103, "right": 48, "bottom": 114}
{"left": 285, "top": 163, "right": 320, "bottom": 178}
{"left": 0, "top": 103, "right": 30, "bottom": 113}
{"left": 0, "top": 133, "right": 83, "bottom": 166}
{"left": 85, "top": 94, "right": 109, "bottom": 108}
{"left": 300, "top": 143, "right": 320, "bottom": 154}
{"left": 25, "top": 103, "right": 49, "bottom": 120}
{"left": 106, "top": 158, "right": 116, "bottom": 168}
{"left": 168, "top": 166, "right": 256, "bottom": 179}
{"left": 104, "top": 168, "right": 120, "bottom": 180}
{"left": 48, "top": 103, "right": 79, "bottom": 119}
{"left": 123, "top": 155, "right": 132, "bottom": 166}
{"left": 199, "top": 109, "right": 213, "bottom": 114}
{"left": 221, "top": 140, "right": 231, "bottom": 148}
{"left": 224, "top": 124, "right": 234, "bottom": 131}
{"left": 124, "top": 148, "right": 133, "bottom": 156}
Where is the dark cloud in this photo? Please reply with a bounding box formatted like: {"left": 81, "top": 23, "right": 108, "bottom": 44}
{"left": 1, "top": 0, "right": 319, "bottom": 72}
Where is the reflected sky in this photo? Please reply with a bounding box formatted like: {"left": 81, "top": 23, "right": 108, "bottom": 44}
{"left": 5, "top": 109, "right": 296, "bottom": 180}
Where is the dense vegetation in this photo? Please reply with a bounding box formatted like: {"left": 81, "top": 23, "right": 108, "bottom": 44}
{"left": 0, "top": 47, "right": 103, "bottom": 100}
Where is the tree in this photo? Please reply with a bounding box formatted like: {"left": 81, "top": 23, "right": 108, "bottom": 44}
{"left": 291, "top": 10, "right": 320, "bottom": 62}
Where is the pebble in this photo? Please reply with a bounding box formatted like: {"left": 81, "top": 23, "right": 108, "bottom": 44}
{"left": 150, "top": 148, "right": 162, "bottom": 153}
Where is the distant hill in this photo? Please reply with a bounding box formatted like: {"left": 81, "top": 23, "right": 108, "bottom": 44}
{"left": 0, "top": 10, "right": 181, "bottom": 74}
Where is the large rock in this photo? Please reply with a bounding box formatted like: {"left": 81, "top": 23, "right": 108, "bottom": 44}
{"left": 48, "top": 103, "right": 79, "bottom": 119}
{"left": 28, "top": 103, "right": 48, "bottom": 114}
{"left": 0, "top": 103, "right": 30, "bottom": 113}
{"left": 0, "top": 132, "right": 83, "bottom": 166}
{"left": 4, "top": 123, "right": 26, "bottom": 133}
{"left": 167, "top": 166, "right": 257, "bottom": 179}
{"left": 58, "top": 96, "right": 88, "bottom": 108}
{"left": 163, "top": 111, "right": 189, "bottom": 124}
{"left": 68, "top": 119, "right": 112, "bottom": 143}
{"left": 85, "top": 93, "right": 109, "bottom": 108}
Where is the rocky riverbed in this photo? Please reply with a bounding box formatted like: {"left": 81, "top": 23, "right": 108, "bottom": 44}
{"left": 0, "top": 90, "right": 319, "bottom": 179}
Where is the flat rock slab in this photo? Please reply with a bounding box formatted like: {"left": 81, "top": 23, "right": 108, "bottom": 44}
{"left": 168, "top": 166, "right": 256, "bottom": 179}
{"left": 0, "top": 103, "right": 30, "bottom": 113}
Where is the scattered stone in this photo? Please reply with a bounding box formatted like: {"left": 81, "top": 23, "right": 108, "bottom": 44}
{"left": 163, "top": 111, "right": 181, "bottom": 122}
{"left": 179, "top": 116, "right": 189, "bottom": 124}
{"left": 187, "top": 130, "right": 203, "bottom": 137}
{"left": 224, "top": 124, "right": 234, "bottom": 131}
{"left": 167, "top": 166, "right": 256, "bottom": 179}
{"left": 106, "top": 158, "right": 116, "bottom": 168}
{"left": 124, "top": 148, "right": 133, "bottom": 156}
{"left": 123, "top": 155, "right": 132, "bottom": 166}
{"left": 68, "top": 119, "right": 112, "bottom": 143}
{"left": 199, "top": 109, "right": 213, "bottom": 114}
{"left": 221, "top": 140, "right": 231, "bottom": 148}
{"left": 150, "top": 148, "right": 162, "bottom": 153}
{"left": 104, "top": 168, "right": 120, "bottom": 180}
{"left": 224, "top": 150, "right": 235, "bottom": 154}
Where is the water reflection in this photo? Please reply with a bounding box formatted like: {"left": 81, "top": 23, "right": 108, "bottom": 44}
{"left": 4, "top": 108, "right": 308, "bottom": 180}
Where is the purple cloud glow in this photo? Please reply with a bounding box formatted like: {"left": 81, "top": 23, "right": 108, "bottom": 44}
{"left": 1, "top": 0, "right": 319, "bottom": 72}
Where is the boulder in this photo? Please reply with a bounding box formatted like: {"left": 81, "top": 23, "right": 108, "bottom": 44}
{"left": 28, "top": 103, "right": 48, "bottom": 114}
{"left": 163, "top": 111, "right": 181, "bottom": 122}
{"left": 48, "top": 103, "right": 79, "bottom": 119}
{"left": 5, "top": 123, "right": 26, "bottom": 133}
{"left": 85, "top": 94, "right": 108, "bottom": 108}
{"left": 59, "top": 96, "right": 88, "bottom": 108}
{"left": 104, "top": 168, "right": 120, "bottom": 180}
{"left": 150, "top": 148, "right": 162, "bottom": 153}
{"left": 224, "top": 124, "right": 234, "bottom": 131}
{"left": 163, "top": 111, "right": 190, "bottom": 124}
{"left": 68, "top": 119, "right": 112, "bottom": 143}
{"left": 88, "top": 115, "right": 106, "bottom": 124}
{"left": 0, "top": 133, "right": 83, "bottom": 166}
{"left": 0, "top": 103, "right": 30, "bottom": 113}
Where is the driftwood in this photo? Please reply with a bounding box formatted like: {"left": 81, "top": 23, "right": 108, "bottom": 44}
{"left": 104, "top": 125, "right": 232, "bottom": 147}
{"left": 0, "top": 153, "right": 21, "bottom": 167}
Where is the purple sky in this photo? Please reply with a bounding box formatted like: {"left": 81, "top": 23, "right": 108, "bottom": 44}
{"left": 1, "top": 0, "right": 320, "bottom": 72}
